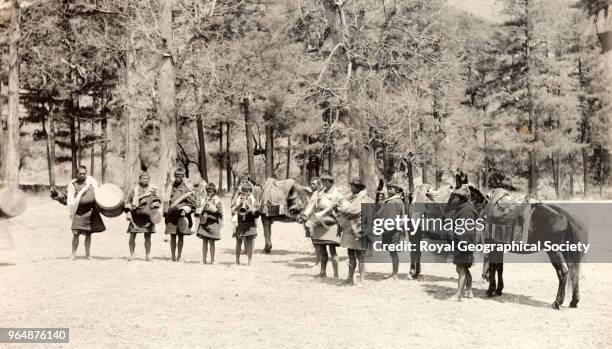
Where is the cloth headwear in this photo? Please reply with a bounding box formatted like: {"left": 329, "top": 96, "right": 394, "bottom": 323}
{"left": 320, "top": 173, "right": 334, "bottom": 183}
{"left": 349, "top": 177, "right": 365, "bottom": 188}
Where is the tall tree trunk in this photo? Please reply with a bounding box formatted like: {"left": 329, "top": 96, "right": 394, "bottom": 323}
{"left": 226, "top": 122, "right": 232, "bottom": 191}
{"left": 406, "top": 157, "right": 414, "bottom": 193}
{"left": 45, "top": 110, "right": 57, "bottom": 188}
{"left": 569, "top": 154, "right": 575, "bottom": 196}
{"left": 347, "top": 144, "right": 353, "bottom": 183}
{"left": 525, "top": 0, "right": 538, "bottom": 196}
{"left": 242, "top": 98, "right": 255, "bottom": 179}
{"left": 196, "top": 115, "right": 208, "bottom": 182}
{"left": 582, "top": 148, "right": 589, "bottom": 197}
{"left": 5, "top": 0, "right": 20, "bottom": 187}
{"left": 286, "top": 136, "right": 291, "bottom": 179}
{"left": 157, "top": 0, "right": 177, "bottom": 190}
{"left": 0, "top": 82, "right": 5, "bottom": 183}
{"left": 265, "top": 124, "right": 274, "bottom": 179}
{"left": 218, "top": 121, "right": 223, "bottom": 191}
{"left": 552, "top": 154, "right": 560, "bottom": 199}
{"left": 70, "top": 113, "right": 78, "bottom": 178}
{"left": 421, "top": 163, "right": 428, "bottom": 185}
{"left": 302, "top": 149, "right": 308, "bottom": 183}
{"left": 101, "top": 114, "right": 107, "bottom": 183}
{"left": 90, "top": 118, "right": 95, "bottom": 176}
{"left": 124, "top": 46, "right": 139, "bottom": 189}
{"left": 77, "top": 117, "right": 82, "bottom": 166}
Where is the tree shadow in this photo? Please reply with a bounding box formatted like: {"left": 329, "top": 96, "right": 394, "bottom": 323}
{"left": 0, "top": 262, "right": 15, "bottom": 267}
{"left": 421, "top": 283, "right": 550, "bottom": 308}
{"left": 288, "top": 273, "right": 341, "bottom": 285}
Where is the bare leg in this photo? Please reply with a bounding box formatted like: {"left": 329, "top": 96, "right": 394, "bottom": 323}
{"left": 465, "top": 268, "right": 473, "bottom": 298}
{"left": 71, "top": 233, "right": 79, "bottom": 259}
{"left": 170, "top": 234, "right": 177, "bottom": 261}
{"left": 209, "top": 240, "right": 216, "bottom": 264}
{"left": 235, "top": 238, "right": 242, "bottom": 264}
{"left": 128, "top": 233, "right": 136, "bottom": 261}
{"left": 84, "top": 233, "right": 92, "bottom": 259}
{"left": 318, "top": 245, "right": 328, "bottom": 278}
{"left": 177, "top": 235, "right": 184, "bottom": 261}
{"left": 202, "top": 238, "right": 209, "bottom": 264}
{"left": 456, "top": 265, "right": 467, "bottom": 301}
{"left": 357, "top": 250, "right": 366, "bottom": 284}
{"left": 311, "top": 240, "right": 321, "bottom": 268}
{"left": 144, "top": 233, "right": 151, "bottom": 261}
{"left": 341, "top": 249, "right": 356, "bottom": 285}
{"left": 246, "top": 236, "right": 254, "bottom": 265}
{"left": 329, "top": 246, "right": 339, "bottom": 280}
{"left": 390, "top": 251, "right": 399, "bottom": 279}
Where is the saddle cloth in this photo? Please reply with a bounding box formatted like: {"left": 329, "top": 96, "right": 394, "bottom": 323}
{"left": 259, "top": 178, "right": 295, "bottom": 216}
{"left": 483, "top": 189, "right": 534, "bottom": 244}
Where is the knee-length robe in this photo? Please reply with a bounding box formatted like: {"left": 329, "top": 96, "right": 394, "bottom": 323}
{"left": 67, "top": 176, "right": 105, "bottom": 233}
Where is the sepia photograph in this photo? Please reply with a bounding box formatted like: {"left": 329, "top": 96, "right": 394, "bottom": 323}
{"left": 1, "top": 0, "right": 612, "bottom": 348}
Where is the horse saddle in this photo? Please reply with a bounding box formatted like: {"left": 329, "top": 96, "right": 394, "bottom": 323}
{"left": 484, "top": 189, "right": 534, "bottom": 244}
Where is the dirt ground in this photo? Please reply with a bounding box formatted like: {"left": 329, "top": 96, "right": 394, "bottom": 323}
{"left": 1, "top": 195, "right": 611, "bottom": 349}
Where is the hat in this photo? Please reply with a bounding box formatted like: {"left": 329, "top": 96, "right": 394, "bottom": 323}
{"left": 310, "top": 177, "right": 321, "bottom": 184}
{"left": 349, "top": 177, "right": 365, "bottom": 188}
{"left": 241, "top": 182, "right": 253, "bottom": 191}
{"left": 206, "top": 183, "right": 217, "bottom": 193}
{"left": 451, "top": 185, "right": 471, "bottom": 201}
{"left": 320, "top": 173, "right": 334, "bottom": 183}
{"left": 174, "top": 168, "right": 186, "bottom": 176}
{"left": 387, "top": 181, "right": 404, "bottom": 192}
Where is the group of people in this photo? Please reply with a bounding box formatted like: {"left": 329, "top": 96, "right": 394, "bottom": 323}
{"left": 66, "top": 166, "right": 261, "bottom": 266}
{"left": 299, "top": 173, "right": 479, "bottom": 298}
{"left": 66, "top": 165, "right": 479, "bottom": 299}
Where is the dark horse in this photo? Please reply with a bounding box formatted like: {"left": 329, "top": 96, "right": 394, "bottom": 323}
{"left": 482, "top": 188, "right": 588, "bottom": 309}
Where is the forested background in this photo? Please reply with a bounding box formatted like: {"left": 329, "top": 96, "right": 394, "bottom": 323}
{"left": 0, "top": 0, "right": 611, "bottom": 199}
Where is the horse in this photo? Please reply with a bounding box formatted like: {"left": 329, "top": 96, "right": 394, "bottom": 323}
{"left": 482, "top": 188, "right": 588, "bottom": 309}
{"left": 256, "top": 178, "right": 312, "bottom": 254}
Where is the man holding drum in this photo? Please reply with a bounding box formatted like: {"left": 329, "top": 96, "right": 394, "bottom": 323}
{"left": 125, "top": 172, "right": 159, "bottom": 261}
{"left": 164, "top": 168, "right": 197, "bottom": 262}
{"left": 67, "top": 165, "right": 105, "bottom": 260}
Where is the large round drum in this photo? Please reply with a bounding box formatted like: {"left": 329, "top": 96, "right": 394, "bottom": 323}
{"left": 0, "top": 187, "right": 27, "bottom": 219}
{"left": 95, "top": 183, "right": 125, "bottom": 218}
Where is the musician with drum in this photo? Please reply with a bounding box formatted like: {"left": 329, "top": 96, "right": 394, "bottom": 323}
{"left": 67, "top": 165, "right": 105, "bottom": 260}
{"left": 124, "top": 172, "right": 160, "bottom": 261}
{"left": 164, "top": 168, "right": 197, "bottom": 262}
{"left": 231, "top": 182, "right": 259, "bottom": 265}
{"left": 195, "top": 183, "right": 224, "bottom": 264}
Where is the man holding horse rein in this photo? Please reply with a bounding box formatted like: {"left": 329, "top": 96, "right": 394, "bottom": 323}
{"left": 376, "top": 181, "right": 406, "bottom": 280}
{"left": 164, "top": 168, "right": 197, "bottom": 262}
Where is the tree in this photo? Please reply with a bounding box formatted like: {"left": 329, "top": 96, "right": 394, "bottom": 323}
{"left": 4, "top": 0, "right": 19, "bottom": 187}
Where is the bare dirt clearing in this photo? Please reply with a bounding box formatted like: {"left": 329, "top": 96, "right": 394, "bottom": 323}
{"left": 1, "top": 195, "right": 611, "bottom": 348}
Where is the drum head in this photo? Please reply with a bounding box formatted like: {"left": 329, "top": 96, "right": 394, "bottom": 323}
{"left": 178, "top": 216, "right": 189, "bottom": 233}
{"left": 150, "top": 209, "right": 162, "bottom": 224}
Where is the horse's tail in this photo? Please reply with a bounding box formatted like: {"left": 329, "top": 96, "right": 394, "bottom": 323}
{"left": 550, "top": 205, "right": 587, "bottom": 293}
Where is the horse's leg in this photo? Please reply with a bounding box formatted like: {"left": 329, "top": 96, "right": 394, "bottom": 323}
{"left": 262, "top": 217, "right": 272, "bottom": 254}
{"left": 409, "top": 232, "right": 421, "bottom": 279}
{"left": 568, "top": 262, "right": 581, "bottom": 308}
{"left": 547, "top": 250, "right": 569, "bottom": 309}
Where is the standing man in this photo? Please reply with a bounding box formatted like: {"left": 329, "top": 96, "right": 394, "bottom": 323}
{"left": 376, "top": 181, "right": 406, "bottom": 280}
{"left": 164, "top": 168, "right": 197, "bottom": 262}
{"left": 449, "top": 185, "right": 478, "bottom": 301}
{"left": 310, "top": 173, "right": 343, "bottom": 280}
{"left": 232, "top": 182, "right": 260, "bottom": 265}
{"left": 125, "top": 172, "right": 158, "bottom": 261}
{"left": 67, "top": 165, "right": 105, "bottom": 259}
{"left": 337, "top": 177, "right": 373, "bottom": 285}
{"left": 299, "top": 177, "right": 322, "bottom": 267}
